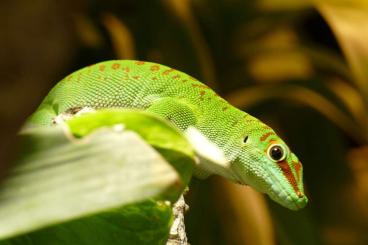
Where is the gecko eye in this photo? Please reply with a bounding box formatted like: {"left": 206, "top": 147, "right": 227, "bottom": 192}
{"left": 267, "top": 144, "right": 286, "bottom": 162}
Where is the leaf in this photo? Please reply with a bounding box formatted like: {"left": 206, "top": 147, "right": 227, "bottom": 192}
{"left": 216, "top": 179, "right": 274, "bottom": 245}
{"left": 162, "top": 0, "right": 217, "bottom": 88}
{"left": 67, "top": 109, "right": 195, "bottom": 187}
{"left": 73, "top": 14, "right": 103, "bottom": 48}
{"left": 0, "top": 110, "right": 195, "bottom": 243}
{"left": 257, "top": 0, "right": 312, "bottom": 11}
{"left": 318, "top": 2, "right": 368, "bottom": 96}
{"left": 240, "top": 29, "right": 314, "bottom": 82}
{"left": 247, "top": 50, "right": 313, "bottom": 82}
{"left": 326, "top": 78, "right": 368, "bottom": 130}
{"left": 4, "top": 200, "right": 173, "bottom": 245}
{"left": 225, "top": 85, "right": 365, "bottom": 143}
{"left": 101, "top": 13, "right": 136, "bottom": 59}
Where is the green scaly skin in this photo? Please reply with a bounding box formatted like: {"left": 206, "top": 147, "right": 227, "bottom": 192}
{"left": 27, "top": 60, "right": 308, "bottom": 210}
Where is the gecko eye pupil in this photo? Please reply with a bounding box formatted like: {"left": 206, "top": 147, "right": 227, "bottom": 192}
{"left": 268, "top": 145, "right": 285, "bottom": 162}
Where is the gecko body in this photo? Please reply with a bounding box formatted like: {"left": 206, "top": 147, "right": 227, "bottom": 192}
{"left": 28, "top": 60, "right": 308, "bottom": 210}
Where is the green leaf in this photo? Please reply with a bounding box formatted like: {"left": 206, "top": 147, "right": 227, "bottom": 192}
{"left": 66, "top": 109, "right": 195, "bottom": 188}
{"left": 3, "top": 200, "right": 173, "bottom": 245}
{"left": 0, "top": 110, "right": 195, "bottom": 244}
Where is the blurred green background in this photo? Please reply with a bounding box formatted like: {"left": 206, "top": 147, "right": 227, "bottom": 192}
{"left": 1, "top": 0, "right": 368, "bottom": 244}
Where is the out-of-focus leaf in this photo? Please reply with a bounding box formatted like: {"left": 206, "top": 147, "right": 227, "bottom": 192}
{"left": 0, "top": 125, "right": 179, "bottom": 241}
{"left": 238, "top": 28, "right": 351, "bottom": 80}
{"left": 318, "top": 2, "right": 368, "bottom": 96}
{"left": 186, "top": 176, "right": 275, "bottom": 245}
{"left": 302, "top": 46, "right": 352, "bottom": 79}
{"left": 347, "top": 146, "right": 368, "bottom": 217}
{"left": 269, "top": 201, "right": 319, "bottom": 245}
{"left": 241, "top": 29, "right": 314, "bottom": 82}
{"left": 248, "top": 51, "right": 313, "bottom": 82}
{"left": 257, "top": 0, "right": 312, "bottom": 11}
{"left": 101, "top": 13, "right": 135, "bottom": 59}
{"left": 241, "top": 29, "right": 300, "bottom": 56}
{"left": 326, "top": 78, "right": 368, "bottom": 129}
{"left": 73, "top": 14, "right": 103, "bottom": 48}
{"left": 215, "top": 179, "right": 275, "bottom": 245}
{"left": 162, "top": 0, "right": 217, "bottom": 88}
{"left": 226, "top": 85, "right": 365, "bottom": 143}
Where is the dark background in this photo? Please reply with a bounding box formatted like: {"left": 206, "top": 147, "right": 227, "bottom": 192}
{"left": 1, "top": 1, "right": 367, "bottom": 244}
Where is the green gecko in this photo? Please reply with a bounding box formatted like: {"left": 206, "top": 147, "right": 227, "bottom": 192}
{"left": 27, "top": 60, "right": 308, "bottom": 210}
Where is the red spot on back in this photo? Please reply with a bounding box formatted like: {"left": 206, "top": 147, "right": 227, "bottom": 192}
{"left": 112, "top": 63, "right": 120, "bottom": 70}
{"left": 122, "top": 67, "right": 130, "bottom": 72}
{"left": 191, "top": 83, "right": 209, "bottom": 89}
{"left": 172, "top": 75, "right": 180, "bottom": 79}
{"left": 150, "top": 65, "right": 160, "bottom": 71}
{"left": 132, "top": 75, "right": 140, "bottom": 80}
{"left": 99, "top": 64, "right": 105, "bottom": 71}
{"left": 260, "top": 132, "right": 274, "bottom": 142}
{"left": 163, "top": 69, "right": 174, "bottom": 75}
{"left": 136, "top": 61, "right": 145, "bottom": 65}
{"left": 199, "top": 90, "right": 206, "bottom": 100}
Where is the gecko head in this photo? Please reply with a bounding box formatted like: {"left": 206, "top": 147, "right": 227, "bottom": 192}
{"left": 231, "top": 119, "right": 308, "bottom": 210}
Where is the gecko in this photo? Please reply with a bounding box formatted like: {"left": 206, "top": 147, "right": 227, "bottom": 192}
{"left": 27, "top": 60, "right": 308, "bottom": 210}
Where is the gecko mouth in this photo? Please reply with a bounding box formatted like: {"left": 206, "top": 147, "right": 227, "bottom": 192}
{"left": 231, "top": 157, "right": 307, "bottom": 210}
{"left": 265, "top": 172, "right": 308, "bottom": 210}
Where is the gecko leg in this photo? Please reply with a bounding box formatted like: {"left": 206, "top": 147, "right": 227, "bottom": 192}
{"left": 145, "top": 97, "right": 199, "bottom": 131}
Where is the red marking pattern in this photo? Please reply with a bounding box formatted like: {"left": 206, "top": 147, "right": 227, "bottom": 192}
{"left": 294, "top": 161, "right": 302, "bottom": 182}
{"left": 191, "top": 83, "right": 209, "bottom": 89}
{"left": 260, "top": 132, "right": 274, "bottom": 142}
{"left": 99, "top": 64, "right": 105, "bottom": 71}
{"left": 112, "top": 63, "right": 120, "bottom": 70}
{"left": 150, "top": 65, "right": 160, "bottom": 71}
{"left": 163, "top": 69, "right": 174, "bottom": 75}
{"left": 199, "top": 90, "right": 206, "bottom": 100}
{"left": 122, "top": 67, "right": 130, "bottom": 72}
{"left": 278, "top": 160, "right": 301, "bottom": 196}
{"left": 136, "top": 61, "right": 145, "bottom": 65}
